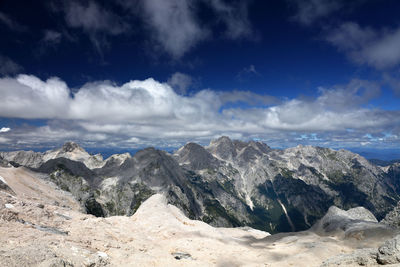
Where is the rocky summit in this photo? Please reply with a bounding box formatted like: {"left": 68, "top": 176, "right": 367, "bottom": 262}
{"left": 1, "top": 137, "right": 400, "bottom": 266}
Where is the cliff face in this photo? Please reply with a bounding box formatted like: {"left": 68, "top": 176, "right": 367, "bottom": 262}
{"left": 1, "top": 137, "right": 399, "bottom": 233}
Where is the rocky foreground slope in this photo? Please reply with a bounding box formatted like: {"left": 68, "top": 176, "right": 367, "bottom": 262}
{"left": 1, "top": 137, "right": 400, "bottom": 234}
{"left": 1, "top": 165, "right": 400, "bottom": 266}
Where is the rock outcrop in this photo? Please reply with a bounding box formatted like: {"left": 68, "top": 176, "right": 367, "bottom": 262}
{"left": 322, "top": 234, "right": 400, "bottom": 266}
{"left": 312, "top": 206, "right": 394, "bottom": 243}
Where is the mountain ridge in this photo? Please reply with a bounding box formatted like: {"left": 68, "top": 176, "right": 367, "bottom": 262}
{"left": 1, "top": 137, "right": 399, "bottom": 234}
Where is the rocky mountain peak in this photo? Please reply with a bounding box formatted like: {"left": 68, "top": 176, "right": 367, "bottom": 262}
{"left": 248, "top": 140, "right": 271, "bottom": 154}
{"left": 207, "top": 136, "right": 237, "bottom": 160}
{"left": 175, "top": 142, "right": 219, "bottom": 170}
{"left": 211, "top": 136, "right": 232, "bottom": 143}
{"left": 176, "top": 142, "right": 207, "bottom": 157}
{"left": 61, "top": 142, "right": 85, "bottom": 153}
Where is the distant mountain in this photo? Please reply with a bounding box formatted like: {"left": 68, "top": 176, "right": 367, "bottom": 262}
{"left": 1, "top": 137, "right": 399, "bottom": 234}
{"left": 349, "top": 148, "right": 400, "bottom": 161}
{"left": 369, "top": 159, "right": 400, "bottom": 167}
{"left": 0, "top": 141, "right": 129, "bottom": 169}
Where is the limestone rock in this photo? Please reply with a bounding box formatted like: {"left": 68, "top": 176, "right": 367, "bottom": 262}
{"left": 377, "top": 235, "right": 400, "bottom": 264}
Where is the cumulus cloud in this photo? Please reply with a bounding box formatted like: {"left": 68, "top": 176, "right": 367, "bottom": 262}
{"left": 289, "top": 0, "right": 343, "bottom": 25}
{"left": 0, "top": 74, "right": 399, "bottom": 149}
{"left": 326, "top": 22, "right": 400, "bottom": 69}
{"left": 0, "top": 127, "right": 10, "bottom": 133}
{"left": 167, "top": 72, "right": 193, "bottom": 95}
{"left": 0, "top": 55, "right": 23, "bottom": 76}
{"left": 0, "top": 75, "right": 70, "bottom": 118}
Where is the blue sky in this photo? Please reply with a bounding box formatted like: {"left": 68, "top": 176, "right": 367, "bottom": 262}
{"left": 0, "top": 0, "right": 399, "bottom": 156}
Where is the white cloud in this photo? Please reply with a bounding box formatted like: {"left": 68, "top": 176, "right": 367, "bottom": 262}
{"left": 237, "top": 64, "right": 260, "bottom": 81}
{"left": 289, "top": 0, "right": 343, "bottom": 25}
{"left": 207, "top": 0, "right": 253, "bottom": 39}
{"left": 62, "top": 1, "right": 129, "bottom": 54}
{"left": 383, "top": 73, "right": 400, "bottom": 96}
{"left": 64, "top": 1, "right": 128, "bottom": 35}
{"left": 167, "top": 72, "right": 193, "bottom": 95}
{"left": 0, "top": 127, "right": 10, "bottom": 133}
{"left": 326, "top": 22, "right": 400, "bottom": 69}
{"left": 0, "top": 137, "right": 9, "bottom": 143}
{"left": 220, "top": 90, "right": 278, "bottom": 106}
{"left": 0, "top": 75, "right": 70, "bottom": 118}
{"left": 119, "top": 0, "right": 253, "bottom": 58}
{"left": 0, "top": 11, "right": 27, "bottom": 32}
{"left": 138, "top": 0, "right": 208, "bottom": 58}
{"left": 42, "top": 30, "right": 62, "bottom": 45}
{"left": 0, "top": 75, "right": 399, "bottom": 149}
{"left": 0, "top": 55, "right": 23, "bottom": 76}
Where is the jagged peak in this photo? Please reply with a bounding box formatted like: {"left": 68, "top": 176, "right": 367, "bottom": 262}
{"left": 106, "top": 152, "right": 131, "bottom": 162}
{"left": 181, "top": 142, "right": 205, "bottom": 151}
{"left": 176, "top": 142, "right": 213, "bottom": 158}
{"left": 60, "top": 141, "right": 85, "bottom": 153}
{"left": 248, "top": 140, "right": 271, "bottom": 154}
{"left": 209, "top": 136, "right": 233, "bottom": 146}
{"left": 207, "top": 136, "right": 237, "bottom": 160}
{"left": 134, "top": 147, "right": 165, "bottom": 160}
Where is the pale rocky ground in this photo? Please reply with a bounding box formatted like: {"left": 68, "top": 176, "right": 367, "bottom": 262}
{"left": 0, "top": 166, "right": 399, "bottom": 266}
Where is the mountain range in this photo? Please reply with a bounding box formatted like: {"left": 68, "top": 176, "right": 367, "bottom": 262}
{"left": 1, "top": 137, "right": 399, "bottom": 234}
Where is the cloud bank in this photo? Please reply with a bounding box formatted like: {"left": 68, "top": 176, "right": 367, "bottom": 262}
{"left": 0, "top": 74, "right": 399, "bottom": 149}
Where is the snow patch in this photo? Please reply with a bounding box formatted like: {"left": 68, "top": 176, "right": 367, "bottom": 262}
{"left": 0, "top": 175, "right": 7, "bottom": 185}
{"left": 245, "top": 194, "right": 254, "bottom": 210}
{"left": 277, "top": 199, "right": 295, "bottom": 232}
{"left": 5, "top": 203, "right": 15, "bottom": 209}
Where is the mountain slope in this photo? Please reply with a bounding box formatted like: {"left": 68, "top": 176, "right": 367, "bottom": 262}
{"left": 1, "top": 174, "right": 398, "bottom": 267}
{"left": 1, "top": 137, "right": 399, "bottom": 234}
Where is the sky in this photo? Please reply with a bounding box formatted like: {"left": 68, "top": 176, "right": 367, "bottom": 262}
{"left": 0, "top": 0, "right": 400, "bottom": 156}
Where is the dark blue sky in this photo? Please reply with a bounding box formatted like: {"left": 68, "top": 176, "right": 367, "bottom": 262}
{"left": 0, "top": 0, "right": 399, "bottom": 156}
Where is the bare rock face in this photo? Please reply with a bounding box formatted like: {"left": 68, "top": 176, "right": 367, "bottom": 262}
{"left": 382, "top": 201, "right": 400, "bottom": 228}
{"left": 321, "top": 248, "right": 379, "bottom": 267}
{"left": 0, "top": 155, "right": 11, "bottom": 168}
{"left": 0, "top": 141, "right": 106, "bottom": 170}
{"left": 312, "top": 206, "right": 394, "bottom": 243}
{"left": 174, "top": 142, "right": 220, "bottom": 170}
{"left": 1, "top": 176, "right": 398, "bottom": 267}
{"left": 0, "top": 150, "right": 44, "bottom": 168}
{"left": 0, "top": 175, "right": 15, "bottom": 196}
{"left": 207, "top": 136, "right": 237, "bottom": 161}
{"left": 377, "top": 235, "right": 400, "bottom": 264}
{"left": 322, "top": 234, "right": 400, "bottom": 266}
{"left": 1, "top": 137, "right": 400, "bottom": 234}
{"left": 2, "top": 165, "right": 400, "bottom": 267}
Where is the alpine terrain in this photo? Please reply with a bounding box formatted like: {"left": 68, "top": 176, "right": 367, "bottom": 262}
{"left": 1, "top": 137, "right": 399, "bottom": 234}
